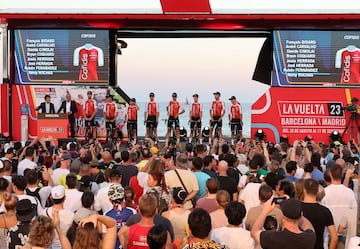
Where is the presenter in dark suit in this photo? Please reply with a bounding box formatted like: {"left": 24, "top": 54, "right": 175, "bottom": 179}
{"left": 57, "top": 93, "right": 78, "bottom": 138}
{"left": 36, "top": 95, "right": 55, "bottom": 114}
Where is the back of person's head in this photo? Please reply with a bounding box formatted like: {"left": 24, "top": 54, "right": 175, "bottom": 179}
{"left": 66, "top": 173, "right": 78, "bottom": 189}
{"left": 121, "top": 151, "right": 130, "bottom": 162}
{"left": 330, "top": 164, "right": 342, "bottom": 180}
{"left": 264, "top": 215, "right": 278, "bottom": 231}
{"left": 253, "top": 154, "right": 265, "bottom": 168}
{"left": 175, "top": 153, "right": 188, "bottom": 168}
{"left": 73, "top": 222, "right": 100, "bottom": 249}
{"left": 172, "top": 187, "right": 187, "bottom": 205}
{"left": 28, "top": 215, "right": 55, "bottom": 248}
{"left": 224, "top": 153, "right": 236, "bottom": 167}
{"left": 81, "top": 191, "right": 94, "bottom": 209}
{"left": 237, "top": 153, "right": 247, "bottom": 165}
{"left": 225, "top": 201, "right": 246, "bottom": 226}
{"left": 25, "top": 169, "right": 39, "bottom": 185}
{"left": 196, "top": 144, "right": 205, "bottom": 154}
{"left": 221, "top": 144, "right": 229, "bottom": 154}
{"left": 13, "top": 175, "right": 28, "bottom": 191}
{"left": 264, "top": 172, "right": 283, "bottom": 190}
{"left": 278, "top": 179, "right": 294, "bottom": 197}
{"left": 25, "top": 147, "right": 35, "bottom": 158}
{"left": 303, "top": 178, "right": 319, "bottom": 196}
{"left": 0, "top": 177, "right": 9, "bottom": 191}
{"left": 192, "top": 157, "right": 203, "bottom": 170}
{"left": 139, "top": 193, "right": 157, "bottom": 218}
{"left": 147, "top": 224, "right": 168, "bottom": 249}
{"left": 3, "top": 193, "right": 18, "bottom": 211}
{"left": 188, "top": 208, "right": 211, "bottom": 239}
{"left": 304, "top": 163, "right": 314, "bottom": 173}
{"left": 294, "top": 179, "right": 304, "bottom": 201}
{"left": 129, "top": 152, "right": 138, "bottom": 163}
{"left": 259, "top": 185, "right": 273, "bottom": 203}
{"left": 124, "top": 186, "right": 135, "bottom": 208}
{"left": 203, "top": 155, "right": 213, "bottom": 167}
{"left": 216, "top": 190, "right": 230, "bottom": 208}
{"left": 206, "top": 178, "right": 219, "bottom": 194}
{"left": 311, "top": 152, "right": 321, "bottom": 167}
{"left": 285, "top": 161, "right": 297, "bottom": 174}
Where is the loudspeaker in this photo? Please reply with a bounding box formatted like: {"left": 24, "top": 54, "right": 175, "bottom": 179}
{"left": 252, "top": 37, "right": 272, "bottom": 85}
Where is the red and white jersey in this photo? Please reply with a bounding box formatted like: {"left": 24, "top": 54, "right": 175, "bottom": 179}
{"left": 126, "top": 105, "right": 138, "bottom": 121}
{"left": 83, "top": 99, "right": 97, "bottom": 117}
{"left": 78, "top": 48, "right": 100, "bottom": 81}
{"left": 167, "top": 101, "right": 182, "bottom": 117}
{"left": 190, "top": 102, "right": 202, "bottom": 118}
{"left": 103, "top": 102, "right": 117, "bottom": 119}
{"left": 211, "top": 100, "right": 225, "bottom": 117}
{"left": 229, "top": 102, "right": 242, "bottom": 119}
{"left": 340, "top": 49, "right": 360, "bottom": 83}
{"left": 145, "top": 101, "right": 159, "bottom": 116}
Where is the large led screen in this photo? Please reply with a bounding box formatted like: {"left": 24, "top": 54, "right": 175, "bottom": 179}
{"left": 14, "top": 29, "right": 109, "bottom": 84}
{"left": 273, "top": 30, "right": 360, "bottom": 87}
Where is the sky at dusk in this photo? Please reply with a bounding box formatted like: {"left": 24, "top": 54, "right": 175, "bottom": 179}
{"left": 117, "top": 37, "right": 270, "bottom": 103}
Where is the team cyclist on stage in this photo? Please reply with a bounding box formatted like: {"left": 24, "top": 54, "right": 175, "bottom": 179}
{"left": 103, "top": 95, "right": 118, "bottom": 142}
{"left": 144, "top": 92, "right": 160, "bottom": 142}
{"left": 209, "top": 91, "right": 225, "bottom": 144}
{"left": 83, "top": 91, "right": 97, "bottom": 139}
{"left": 228, "top": 96, "right": 243, "bottom": 145}
{"left": 189, "top": 93, "right": 202, "bottom": 144}
{"left": 166, "top": 92, "right": 185, "bottom": 145}
{"left": 125, "top": 98, "right": 140, "bottom": 144}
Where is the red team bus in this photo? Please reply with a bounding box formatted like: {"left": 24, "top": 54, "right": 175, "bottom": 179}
{"left": 1, "top": 0, "right": 360, "bottom": 144}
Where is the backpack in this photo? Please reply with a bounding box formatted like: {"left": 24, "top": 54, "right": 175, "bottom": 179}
{"left": 25, "top": 187, "right": 42, "bottom": 204}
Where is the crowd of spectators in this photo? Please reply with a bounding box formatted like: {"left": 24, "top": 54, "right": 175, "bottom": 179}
{"left": 0, "top": 135, "right": 358, "bottom": 249}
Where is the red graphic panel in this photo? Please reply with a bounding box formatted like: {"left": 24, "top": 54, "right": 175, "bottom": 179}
{"left": 160, "top": 0, "right": 211, "bottom": 13}
{"left": 251, "top": 87, "right": 360, "bottom": 144}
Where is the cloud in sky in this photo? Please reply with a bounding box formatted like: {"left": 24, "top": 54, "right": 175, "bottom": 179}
{"left": 117, "top": 37, "right": 270, "bottom": 103}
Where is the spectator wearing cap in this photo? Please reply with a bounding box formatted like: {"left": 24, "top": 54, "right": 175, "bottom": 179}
{"left": 144, "top": 92, "right": 160, "bottom": 142}
{"left": 57, "top": 92, "right": 78, "bottom": 138}
{"left": 40, "top": 185, "right": 74, "bottom": 249}
{"left": 211, "top": 201, "right": 255, "bottom": 249}
{"left": 8, "top": 199, "right": 37, "bottom": 249}
{"left": 66, "top": 207, "right": 92, "bottom": 245}
{"left": 94, "top": 169, "right": 122, "bottom": 214}
{"left": 51, "top": 153, "right": 72, "bottom": 185}
{"left": 63, "top": 173, "right": 83, "bottom": 212}
{"left": 251, "top": 198, "right": 316, "bottom": 249}
{"left": 209, "top": 91, "right": 225, "bottom": 144}
{"left": 105, "top": 183, "right": 136, "bottom": 249}
{"left": 189, "top": 93, "right": 203, "bottom": 144}
{"left": 116, "top": 151, "right": 138, "bottom": 187}
{"left": 17, "top": 146, "right": 37, "bottom": 176}
{"left": 164, "top": 153, "right": 199, "bottom": 210}
{"left": 162, "top": 187, "right": 190, "bottom": 240}
{"left": 165, "top": 92, "right": 185, "bottom": 145}
{"left": 12, "top": 175, "right": 43, "bottom": 215}
{"left": 0, "top": 155, "right": 13, "bottom": 184}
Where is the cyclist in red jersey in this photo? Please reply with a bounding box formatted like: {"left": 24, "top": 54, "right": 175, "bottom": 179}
{"left": 103, "top": 95, "right": 118, "bottom": 141}
{"left": 189, "top": 93, "right": 203, "bottom": 144}
{"left": 144, "top": 92, "right": 160, "bottom": 142}
{"left": 209, "top": 91, "right": 225, "bottom": 143}
{"left": 228, "top": 96, "right": 243, "bottom": 145}
{"left": 125, "top": 98, "right": 140, "bottom": 144}
{"left": 83, "top": 90, "right": 97, "bottom": 138}
{"left": 166, "top": 92, "right": 185, "bottom": 145}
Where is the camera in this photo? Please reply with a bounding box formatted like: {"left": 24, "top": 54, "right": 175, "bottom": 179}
{"left": 272, "top": 196, "right": 286, "bottom": 204}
